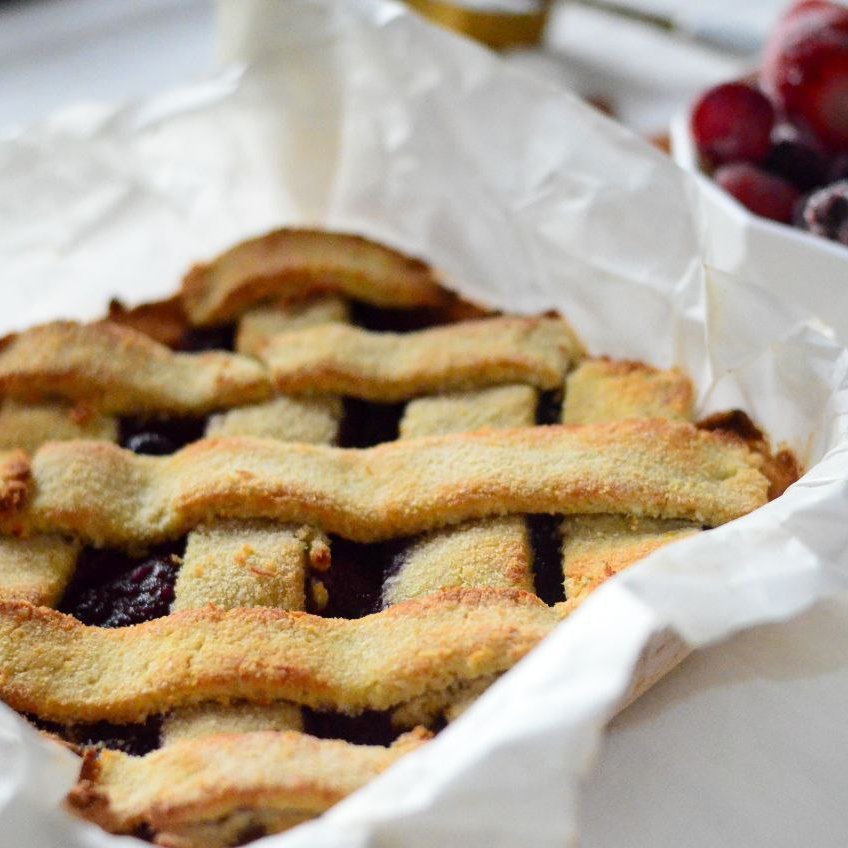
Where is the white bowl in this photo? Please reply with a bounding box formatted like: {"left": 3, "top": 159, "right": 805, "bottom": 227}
{"left": 670, "top": 110, "right": 848, "bottom": 342}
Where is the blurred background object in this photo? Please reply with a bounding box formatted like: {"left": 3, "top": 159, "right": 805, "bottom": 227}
{"left": 404, "top": 0, "right": 552, "bottom": 49}
{"left": 0, "top": 0, "right": 788, "bottom": 134}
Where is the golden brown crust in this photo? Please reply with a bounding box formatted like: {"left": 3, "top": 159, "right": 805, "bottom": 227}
{"left": 162, "top": 702, "right": 304, "bottom": 742}
{"left": 390, "top": 674, "right": 500, "bottom": 729}
{"left": 382, "top": 517, "right": 533, "bottom": 606}
{"left": 105, "top": 296, "right": 190, "bottom": 348}
{"left": 67, "top": 728, "right": 431, "bottom": 836}
{"left": 5, "top": 422, "right": 768, "bottom": 546}
{"left": 697, "top": 409, "right": 802, "bottom": 500}
{"left": 0, "top": 401, "right": 117, "bottom": 453}
{"left": 562, "top": 515, "right": 699, "bottom": 601}
{"left": 172, "top": 521, "right": 312, "bottom": 613}
{"left": 0, "top": 534, "right": 80, "bottom": 606}
{"left": 561, "top": 360, "right": 697, "bottom": 604}
{"left": 387, "top": 384, "right": 538, "bottom": 606}
{"left": 205, "top": 397, "right": 342, "bottom": 444}
{"left": 400, "top": 384, "right": 537, "bottom": 439}
{"left": 0, "top": 589, "right": 563, "bottom": 723}
{"left": 0, "top": 322, "right": 271, "bottom": 415}
{"left": 258, "top": 317, "right": 581, "bottom": 401}
{"left": 0, "top": 449, "right": 30, "bottom": 515}
{"left": 564, "top": 358, "right": 693, "bottom": 424}
{"left": 181, "top": 229, "right": 448, "bottom": 326}
{"left": 235, "top": 297, "right": 350, "bottom": 357}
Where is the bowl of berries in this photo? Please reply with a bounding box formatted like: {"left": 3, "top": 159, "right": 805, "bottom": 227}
{"left": 672, "top": 0, "right": 848, "bottom": 255}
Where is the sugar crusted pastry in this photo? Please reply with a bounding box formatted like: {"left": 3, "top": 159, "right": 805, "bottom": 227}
{"left": 0, "top": 228, "right": 789, "bottom": 847}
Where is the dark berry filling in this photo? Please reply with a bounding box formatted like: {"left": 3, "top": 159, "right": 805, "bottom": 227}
{"left": 175, "top": 323, "right": 236, "bottom": 352}
{"left": 535, "top": 389, "right": 563, "bottom": 426}
{"left": 133, "top": 824, "right": 156, "bottom": 843}
{"left": 829, "top": 154, "right": 848, "bottom": 183}
{"left": 765, "top": 137, "right": 830, "bottom": 190}
{"left": 233, "top": 824, "right": 268, "bottom": 847}
{"left": 337, "top": 399, "right": 404, "bottom": 448}
{"left": 119, "top": 415, "right": 207, "bottom": 455}
{"left": 310, "top": 537, "right": 405, "bottom": 619}
{"left": 30, "top": 715, "right": 161, "bottom": 757}
{"left": 350, "top": 302, "right": 443, "bottom": 333}
{"left": 302, "top": 708, "right": 399, "bottom": 747}
{"left": 528, "top": 514, "right": 565, "bottom": 605}
{"left": 59, "top": 542, "right": 184, "bottom": 627}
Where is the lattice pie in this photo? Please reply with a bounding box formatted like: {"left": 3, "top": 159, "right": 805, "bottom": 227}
{"left": 0, "top": 230, "right": 797, "bottom": 846}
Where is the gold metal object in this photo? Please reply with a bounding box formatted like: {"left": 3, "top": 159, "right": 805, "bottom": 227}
{"left": 405, "top": 0, "right": 551, "bottom": 49}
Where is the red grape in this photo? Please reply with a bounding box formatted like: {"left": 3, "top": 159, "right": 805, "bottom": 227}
{"left": 691, "top": 82, "right": 775, "bottom": 166}
{"left": 714, "top": 163, "right": 801, "bottom": 223}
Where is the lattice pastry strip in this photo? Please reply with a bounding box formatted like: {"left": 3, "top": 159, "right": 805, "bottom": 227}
{"left": 3, "top": 422, "right": 768, "bottom": 547}
{"left": 0, "top": 590, "right": 565, "bottom": 723}
{"left": 0, "top": 400, "right": 117, "bottom": 454}
{"left": 562, "top": 515, "right": 699, "bottom": 602}
{"left": 209, "top": 296, "right": 350, "bottom": 444}
{"left": 235, "top": 296, "right": 350, "bottom": 357}
{"left": 0, "top": 315, "right": 578, "bottom": 415}
{"left": 164, "top": 525, "right": 325, "bottom": 741}
{"left": 68, "top": 727, "right": 431, "bottom": 842}
{"left": 562, "top": 359, "right": 701, "bottom": 600}
{"left": 385, "top": 385, "right": 537, "bottom": 606}
{"left": 181, "top": 228, "right": 448, "bottom": 326}
{"left": 258, "top": 317, "right": 581, "bottom": 401}
{"left": 170, "top": 520, "right": 318, "bottom": 615}
{"left": 0, "top": 322, "right": 271, "bottom": 415}
{"left": 163, "top": 701, "right": 305, "bottom": 742}
{"left": 165, "top": 303, "right": 344, "bottom": 745}
{"left": 563, "top": 358, "right": 693, "bottom": 425}
{"left": 0, "top": 535, "right": 80, "bottom": 607}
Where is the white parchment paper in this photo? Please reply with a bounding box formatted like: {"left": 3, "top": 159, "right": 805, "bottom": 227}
{"left": 1, "top": 1, "right": 848, "bottom": 846}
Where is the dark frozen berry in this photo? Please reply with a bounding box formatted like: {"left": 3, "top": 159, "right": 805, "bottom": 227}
{"left": 73, "top": 718, "right": 162, "bottom": 756}
{"left": 765, "top": 137, "right": 830, "bottom": 189}
{"left": 337, "top": 399, "right": 403, "bottom": 448}
{"left": 119, "top": 416, "right": 207, "bottom": 454}
{"left": 535, "top": 389, "right": 563, "bottom": 425}
{"left": 59, "top": 544, "right": 183, "bottom": 627}
{"left": 302, "top": 708, "right": 398, "bottom": 746}
{"left": 176, "top": 323, "right": 236, "bottom": 352}
{"left": 529, "top": 514, "right": 565, "bottom": 605}
{"left": 28, "top": 716, "right": 161, "bottom": 756}
{"left": 829, "top": 153, "right": 848, "bottom": 181}
{"left": 798, "top": 180, "right": 848, "bottom": 244}
{"left": 691, "top": 82, "right": 775, "bottom": 165}
{"left": 313, "top": 537, "right": 405, "bottom": 618}
{"left": 124, "top": 431, "right": 176, "bottom": 455}
{"left": 714, "top": 163, "right": 801, "bottom": 223}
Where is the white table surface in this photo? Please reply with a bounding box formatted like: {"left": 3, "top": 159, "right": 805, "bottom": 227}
{"left": 1, "top": 2, "right": 845, "bottom": 846}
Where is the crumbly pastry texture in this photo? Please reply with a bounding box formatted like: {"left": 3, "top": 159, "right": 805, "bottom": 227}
{"left": 259, "top": 317, "right": 583, "bottom": 400}
{"left": 0, "top": 401, "right": 117, "bottom": 453}
{"left": 0, "top": 590, "right": 564, "bottom": 722}
{"left": 0, "top": 422, "right": 767, "bottom": 546}
{"left": 69, "top": 728, "right": 431, "bottom": 838}
{"left": 564, "top": 358, "right": 693, "bottom": 424}
{"left": 181, "top": 229, "right": 449, "bottom": 325}
{"left": 0, "top": 322, "right": 271, "bottom": 415}
{"left": 0, "top": 228, "right": 787, "bottom": 847}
